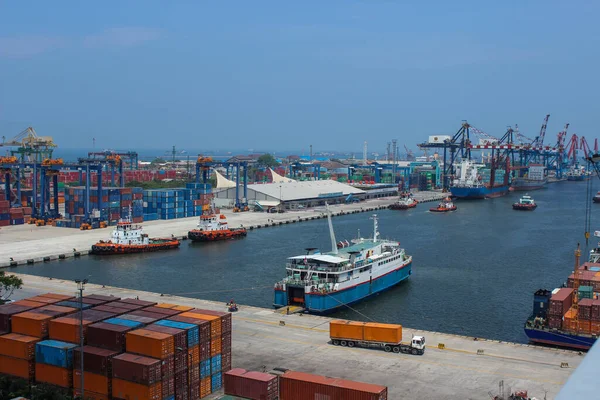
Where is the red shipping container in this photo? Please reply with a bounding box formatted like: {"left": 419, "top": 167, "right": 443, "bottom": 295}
{"left": 86, "top": 294, "right": 121, "bottom": 302}
{"left": 109, "top": 301, "right": 147, "bottom": 310}
{"left": 87, "top": 322, "right": 135, "bottom": 352}
{"left": 72, "top": 390, "right": 109, "bottom": 400}
{"left": 579, "top": 298, "right": 593, "bottom": 320}
{"left": 162, "top": 375, "right": 175, "bottom": 399}
{"left": 225, "top": 368, "right": 279, "bottom": 400}
{"left": 92, "top": 305, "right": 131, "bottom": 315}
{"left": 36, "top": 305, "right": 78, "bottom": 318}
{"left": 112, "top": 353, "right": 162, "bottom": 385}
{"left": 548, "top": 288, "right": 574, "bottom": 316}
{"left": 174, "top": 369, "right": 188, "bottom": 400}
{"left": 279, "top": 371, "right": 388, "bottom": 400}
{"left": 591, "top": 320, "right": 600, "bottom": 335}
{"left": 222, "top": 351, "right": 232, "bottom": 373}
{"left": 548, "top": 315, "right": 562, "bottom": 329}
{"left": 200, "top": 341, "right": 210, "bottom": 361}
{"left": 74, "top": 346, "right": 119, "bottom": 376}
{"left": 144, "top": 306, "right": 183, "bottom": 317}
{"left": 119, "top": 298, "right": 157, "bottom": 307}
{"left": 592, "top": 299, "right": 600, "bottom": 321}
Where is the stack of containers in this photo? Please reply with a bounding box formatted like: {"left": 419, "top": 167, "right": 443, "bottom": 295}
{"left": 592, "top": 299, "right": 600, "bottom": 335}
{"left": 143, "top": 184, "right": 212, "bottom": 220}
{"left": 35, "top": 340, "right": 77, "bottom": 389}
{"left": 9, "top": 207, "right": 25, "bottom": 225}
{"left": 547, "top": 288, "right": 574, "bottom": 329}
{"left": 224, "top": 368, "right": 278, "bottom": 400}
{"left": 0, "top": 197, "right": 10, "bottom": 227}
{"left": 578, "top": 298, "right": 593, "bottom": 334}
{"left": 73, "top": 345, "right": 120, "bottom": 399}
{"left": 112, "top": 353, "right": 163, "bottom": 399}
{"left": 0, "top": 333, "right": 39, "bottom": 382}
{"left": 279, "top": 371, "right": 388, "bottom": 400}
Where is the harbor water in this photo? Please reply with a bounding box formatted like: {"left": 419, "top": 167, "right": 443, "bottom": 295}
{"left": 14, "top": 181, "right": 600, "bottom": 344}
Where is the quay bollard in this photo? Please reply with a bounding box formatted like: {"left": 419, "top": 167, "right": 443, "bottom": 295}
{"left": 438, "top": 343, "right": 445, "bottom": 349}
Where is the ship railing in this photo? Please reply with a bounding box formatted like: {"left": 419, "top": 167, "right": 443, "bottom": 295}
{"left": 285, "top": 263, "right": 353, "bottom": 272}
{"left": 280, "top": 278, "right": 336, "bottom": 286}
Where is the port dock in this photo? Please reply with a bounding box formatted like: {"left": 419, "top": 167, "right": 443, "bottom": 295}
{"left": 12, "top": 273, "right": 581, "bottom": 399}
{"left": 0, "top": 192, "right": 445, "bottom": 267}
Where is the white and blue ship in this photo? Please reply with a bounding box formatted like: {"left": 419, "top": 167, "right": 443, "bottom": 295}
{"left": 273, "top": 206, "right": 412, "bottom": 313}
{"left": 450, "top": 159, "right": 509, "bottom": 199}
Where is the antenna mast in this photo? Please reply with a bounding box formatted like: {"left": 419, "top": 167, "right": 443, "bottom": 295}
{"left": 326, "top": 203, "right": 338, "bottom": 254}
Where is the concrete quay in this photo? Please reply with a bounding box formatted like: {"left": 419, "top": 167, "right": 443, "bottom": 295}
{"left": 0, "top": 192, "right": 442, "bottom": 267}
{"left": 12, "top": 273, "right": 580, "bottom": 400}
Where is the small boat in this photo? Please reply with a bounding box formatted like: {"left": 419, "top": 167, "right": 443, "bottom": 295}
{"left": 593, "top": 191, "right": 600, "bottom": 203}
{"left": 429, "top": 197, "right": 457, "bottom": 212}
{"left": 389, "top": 192, "right": 418, "bottom": 210}
{"left": 91, "top": 213, "right": 180, "bottom": 255}
{"left": 512, "top": 195, "right": 537, "bottom": 211}
{"left": 188, "top": 209, "right": 247, "bottom": 242}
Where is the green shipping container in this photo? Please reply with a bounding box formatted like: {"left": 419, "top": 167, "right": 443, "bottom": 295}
{"left": 579, "top": 285, "right": 593, "bottom": 300}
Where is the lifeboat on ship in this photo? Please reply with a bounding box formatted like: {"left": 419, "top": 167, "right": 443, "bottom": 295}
{"left": 188, "top": 212, "right": 247, "bottom": 242}
{"left": 429, "top": 197, "right": 457, "bottom": 213}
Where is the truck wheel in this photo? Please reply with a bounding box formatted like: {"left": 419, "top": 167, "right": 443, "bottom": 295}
{"left": 419, "top": 350, "right": 424, "bottom": 355}
{"left": 384, "top": 345, "right": 392, "bottom": 352}
{"left": 332, "top": 340, "right": 340, "bottom": 346}
{"left": 402, "top": 347, "right": 409, "bottom": 353}
{"left": 348, "top": 341, "right": 355, "bottom": 348}
{"left": 341, "top": 341, "right": 348, "bottom": 347}
{"left": 411, "top": 348, "right": 418, "bottom": 355}
{"left": 393, "top": 346, "right": 400, "bottom": 353}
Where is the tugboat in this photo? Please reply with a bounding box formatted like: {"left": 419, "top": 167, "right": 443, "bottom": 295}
{"left": 429, "top": 197, "right": 457, "bottom": 213}
{"left": 512, "top": 195, "right": 537, "bottom": 211}
{"left": 389, "top": 192, "right": 418, "bottom": 210}
{"left": 593, "top": 191, "right": 600, "bottom": 203}
{"left": 91, "top": 211, "right": 180, "bottom": 255}
{"left": 188, "top": 208, "right": 247, "bottom": 242}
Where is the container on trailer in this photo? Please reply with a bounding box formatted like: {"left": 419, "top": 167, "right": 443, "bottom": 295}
{"left": 224, "top": 368, "right": 279, "bottom": 400}
{"left": 11, "top": 311, "right": 54, "bottom": 338}
{"left": 279, "top": 370, "right": 388, "bottom": 400}
{"left": 126, "top": 328, "right": 174, "bottom": 359}
{"left": 35, "top": 339, "right": 77, "bottom": 368}
{"left": 73, "top": 346, "right": 119, "bottom": 376}
{"left": 87, "top": 321, "right": 134, "bottom": 352}
{"left": 112, "top": 352, "right": 162, "bottom": 385}
{"left": 0, "top": 355, "right": 35, "bottom": 380}
{"left": 363, "top": 323, "right": 402, "bottom": 343}
{"left": 0, "top": 333, "right": 40, "bottom": 360}
{"left": 330, "top": 320, "right": 365, "bottom": 341}
{"left": 35, "top": 362, "right": 73, "bottom": 388}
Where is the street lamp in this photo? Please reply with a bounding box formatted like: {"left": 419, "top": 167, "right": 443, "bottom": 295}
{"left": 75, "top": 279, "right": 88, "bottom": 398}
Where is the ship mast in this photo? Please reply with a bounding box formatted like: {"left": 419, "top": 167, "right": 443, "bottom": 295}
{"left": 326, "top": 203, "right": 338, "bottom": 254}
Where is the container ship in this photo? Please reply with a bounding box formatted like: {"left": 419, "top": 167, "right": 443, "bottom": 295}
{"left": 450, "top": 159, "right": 510, "bottom": 199}
{"left": 273, "top": 205, "right": 412, "bottom": 314}
{"left": 566, "top": 164, "right": 592, "bottom": 181}
{"left": 91, "top": 213, "right": 180, "bottom": 254}
{"left": 511, "top": 164, "right": 547, "bottom": 191}
{"left": 524, "top": 237, "right": 600, "bottom": 350}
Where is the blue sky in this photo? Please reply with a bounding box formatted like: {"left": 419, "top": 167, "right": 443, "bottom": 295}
{"left": 0, "top": 1, "right": 598, "bottom": 153}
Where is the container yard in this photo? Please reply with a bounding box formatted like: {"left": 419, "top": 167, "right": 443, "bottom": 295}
{"left": 0, "top": 273, "right": 583, "bottom": 399}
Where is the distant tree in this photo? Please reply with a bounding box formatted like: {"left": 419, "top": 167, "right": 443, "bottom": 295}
{"left": 257, "top": 154, "right": 279, "bottom": 169}
{"left": 0, "top": 271, "right": 22, "bottom": 301}
{"left": 151, "top": 157, "right": 166, "bottom": 165}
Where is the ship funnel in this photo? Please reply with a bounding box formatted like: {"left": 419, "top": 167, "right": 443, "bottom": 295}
{"left": 326, "top": 203, "right": 338, "bottom": 254}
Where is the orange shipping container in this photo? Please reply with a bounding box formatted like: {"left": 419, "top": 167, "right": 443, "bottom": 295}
{"left": 211, "top": 336, "right": 222, "bottom": 357}
{"left": 38, "top": 293, "right": 74, "bottom": 301}
{"left": 171, "top": 305, "right": 193, "bottom": 312}
{"left": 126, "top": 329, "right": 174, "bottom": 360}
{"left": 188, "top": 344, "right": 200, "bottom": 367}
{"left": 50, "top": 317, "right": 93, "bottom": 344}
{"left": 112, "top": 378, "right": 162, "bottom": 400}
{"left": 156, "top": 303, "right": 178, "bottom": 309}
{"left": 12, "top": 300, "right": 46, "bottom": 309}
{"left": 73, "top": 390, "right": 109, "bottom": 400}
{"left": 330, "top": 320, "right": 365, "bottom": 341}
{"left": 591, "top": 321, "right": 600, "bottom": 335}
{"left": 563, "top": 308, "right": 579, "bottom": 332}
{"left": 36, "top": 363, "right": 73, "bottom": 388}
{"left": 0, "top": 333, "right": 40, "bottom": 360}
{"left": 25, "top": 295, "right": 63, "bottom": 305}
{"left": 12, "top": 312, "right": 54, "bottom": 338}
{"left": 579, "top": 320, "right": 592, "bottom": 334}
{"left": 200, "top": 376, "right": 212, "bottom": 397}
{"left": 0, "top": 354, "right": 34, "bottom": 380}
{"left": 180, "top": 312, "right": 221, "bottom": 337}
{"left": 74, "top": 370, "right": 110, "bottom": 395}
{"left": 363, "top": 323, "right": 403, "bottom": 344}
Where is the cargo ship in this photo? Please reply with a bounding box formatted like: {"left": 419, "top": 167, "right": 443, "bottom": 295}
{"left": 90, "top": 214, "right": 180, "bottom": 255}
{"left": 273, "top": 205, "right": 412, "bottom": 313}
{"left": 450, "top": 159, "right": 510, "bottom": 199}
{"left": 388, "top": 192, "right": 418, "bottom": 210}
{"left": 566, "top": 165, "right": 591, "bottom": 181}
{"left": 188, "top": 209, "right": 247, "bottom": 242}
{"left": 511, "top": 165, "right": 547, "bottom": 191}
{"left": 524, "top": 238, "right": 600, "bottom": 350}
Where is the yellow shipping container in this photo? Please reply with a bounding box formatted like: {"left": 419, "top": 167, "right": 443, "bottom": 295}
{"left": 329, "top": 320, "right": 365, "bottom": 340}
{"left": 363, "top": 323, "right": 402, "bottom": 344}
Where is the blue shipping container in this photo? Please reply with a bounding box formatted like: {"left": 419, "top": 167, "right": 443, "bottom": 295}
{"left": 156, "top": 320, "right": 199, "bottom": 347}
{"left": 211, "top": 355, "right": 221, "bottom": 374}
{"left": 211, "top": 372, "right": 222, "bottom": 392}
{"left": 200, "top": 360, "right": 211, "bottom": 379}
{"left": 35, "top": 340, "right": 77, "bottom": 368}
{"left": 104, "top": 317, "right": 145, "bottom": 329}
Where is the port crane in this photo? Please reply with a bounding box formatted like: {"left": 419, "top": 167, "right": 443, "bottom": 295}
{"left": 1, "top": 127, "right": 57, "bottom": 163}
{"left": 403, "top": 145, "right": 415, "bottom": 161}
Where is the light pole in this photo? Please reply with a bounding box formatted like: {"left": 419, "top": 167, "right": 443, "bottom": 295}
{"left": 75, "top": 278, "right": 88, "bottom": 399}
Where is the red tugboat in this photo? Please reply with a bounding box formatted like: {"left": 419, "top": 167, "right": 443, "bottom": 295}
{"left": 389, "top": 192, "right": 418, "bottom": 210}
{"left": 188, "top": 209, "right": 247, "bottom": 242}
{"left": 91, "top": 213, "right": 180, "bottom": 255}
{"left": 593, "top": 191, "right": 600, "bottom": 203}
{"left": 429, "top": 197, "right": 457, "bottom": 213}
{"left": 512, "top": 195, "right": 537, "bottom": 211}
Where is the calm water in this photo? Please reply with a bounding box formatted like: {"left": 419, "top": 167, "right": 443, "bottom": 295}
{"left": 15, "top": 181, "right": 600, "bottom": 343}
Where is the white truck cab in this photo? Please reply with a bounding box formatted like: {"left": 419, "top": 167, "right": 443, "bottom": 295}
{"left": 412, "top": 335, "right": 426, "bottom": 350}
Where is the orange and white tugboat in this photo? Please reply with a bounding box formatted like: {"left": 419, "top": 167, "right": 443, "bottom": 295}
{"left": 512, "top": 194, "right": 537, "bottom": 211}
{"left": 91, "top": 211, "right": 180, "bottom": 255}
{"left": 389, "top": 192, "right": 418, "bottom": 210}
{"left": 187, "top": 208, "right": 247, "bottom": 242}
{"left": 429, "top": 197, "right": 457, "bottom": 213}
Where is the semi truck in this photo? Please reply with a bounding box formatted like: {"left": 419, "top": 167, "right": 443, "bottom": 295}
{"left": 330, "top": 320, "right": 426, "bottom": 355}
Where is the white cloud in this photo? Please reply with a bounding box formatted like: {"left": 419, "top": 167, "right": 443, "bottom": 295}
{"left": 0, "top": 36, "right": 66, "bottom": 58}
{"left": 82, "top": 27, "right": 162, "bottom": 49}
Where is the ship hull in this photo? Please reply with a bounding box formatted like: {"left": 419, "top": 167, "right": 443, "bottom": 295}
{"left": 450, "top": 185, "right": 509, "bottom": 199}
{"left": 593, "top": 197, "right": 600, "bottom": 203}
{"left": 91, "top": 239, "right": 180, "bottom": 255}
{"left": 389, "top": 202, "right": 417, "bottom": 210}
{"left": 512, "top": 204, "right": 537, "bottom": 211}
{"left": 524, "top": 327, "right": 596, "bottom": 350}
{"left": 511, "top": 178, "right": 547, "bottom": 191}
{"left": 274, "top": 261, "right": 412, "bottom": 314}
{"left": 567, "top": 175, "right": 587, "bottom": 181}
{"left": 188, "top": 228, "right": 247, "bottom": 242}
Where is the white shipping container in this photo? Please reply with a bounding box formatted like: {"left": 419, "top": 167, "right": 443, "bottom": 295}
{"left": 428, "top": 135, "right": 451, "bottom": 144}
{"left": 528, "top": 165, "right": 545, "bottom": 181}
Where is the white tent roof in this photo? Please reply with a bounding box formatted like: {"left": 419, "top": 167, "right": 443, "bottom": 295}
{"left": 249, "top": 180, "right": 364, "bottom": 201}
{"left": 215, "top": 170, "right": 236, "bottom": 189}
{"left": 288, "top": 254, "right": 348, "bottom": 264}
{"left": 270, "top": 168, "right": 296, "bottom": 183}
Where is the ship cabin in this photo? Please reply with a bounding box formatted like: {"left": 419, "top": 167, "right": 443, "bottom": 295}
{"left": 110, "top": 220, "right": 149, "bottom": 245}
{"left": 519, "top": 195, "right": 535, "bottom": 205}
{"left": 197, "top": 213, "right": 228, "bottom": 231}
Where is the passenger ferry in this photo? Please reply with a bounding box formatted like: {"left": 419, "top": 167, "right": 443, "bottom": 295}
{"left": 273, "top": 205, "right": 412, "bottom": 313}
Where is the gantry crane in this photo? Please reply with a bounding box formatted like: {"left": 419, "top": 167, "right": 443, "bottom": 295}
{"left": 1, "top": 127, "right": 57, "bottom": 163}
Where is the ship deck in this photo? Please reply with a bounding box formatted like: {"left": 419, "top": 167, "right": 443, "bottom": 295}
{"left": 13, "top": 273, "right": 582, "bottom": 400}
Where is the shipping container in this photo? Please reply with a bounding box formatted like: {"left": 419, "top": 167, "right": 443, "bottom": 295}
{"left": 549, "top": 288, "right": 575, "bottom": 317}
{"left": 211, "top": 336, "right": 222, "bottom": 357}
{"left": 224, "top": 368, "right": 279, "bottom": 400}
{"left": 174, "top": 369, "right": 188, "bottom": 400}
{"left": 563, "top": 308, "right": 579, "bottom": 332}
{"left": 79, "top": 309, "right": 117, "bottom": 323}
{"left": 579, "top": 298, "right": 593, "bottom": 320}
{"left": 36, "top": 362, "right": 73, "bottom": 388}
{"left": 93, "top": 305, "right": 132, "bottom": 315}
{"left": 188, "top": 345, "right": 200, "bottom": 367}
{"left": 200, "top": 359, "right": 211, "bottom": 379}
{"left": 191, "top": 309, "right": 232, "bottom": 334}
{"left": 548, "top": 315, "right": 562, "bottom": 329}
{"left": 330, "top": 320, "right": 365, "bottom": 341}
{"left": 112, "top": 378, "right": 162, "bottom": 400}
{"left": 211, "top": 354, "right": 222, "bottom": 374}
{"left": 35, "top": 304, "right": 77, "bottom": 318}
{"left": 12, "top": 311, "right": 54, "bottom": 338}
{"left": 162, "top": 376, "right": 175, "bottom": 399}
{"left": 156, "top": 303, "right": 178, "bottom": 309}
{"left": 0, "top": 333, "right": 40, "bottom": 360}
{"left": 108, "top": 301, "right": 146, "bottom": 311}
{"left": 279, "top": 371, "right": 388, "bottom": 400}
{"left": 145, "top": 324, "right": 187, "bottom": 353}
{"left": 119, "top": 298, "right": 157, "bottom": 307}
{"left": 29, "top": 294, "right": 73, "bottom": 304}
{"left": 0, "top": 354, "right": 34, "bottom": 380}
{"left": 126, "top": 328, "right": 175, "bottom": 359}
{"left": 120, "top": 313, "right": 159, "bottom": 325}
{"left": 86, "top": 294, "right": 121, "bottom": 302}
{"left": 12, "top": 299, "right": 47, "bottom": 309}
{"left": 363, "top": 323, "right": 402, "bottom": 343}
{"left": 155, "top": 319, "right": 199, "bottom": 348}
{"left": 200, "top": 341, "right": 210, "bottom": 362}
{"left": 168, "top": 316, "right": 211, "bottom": 343}
{"left": 72, "top": 389, "right": 110, "bottom": 400}
{"left": 0, "top": 304, "right": 36, "bottom": 333}
{"left": 74, "top": 370, "right": 111, "bottom": 395}
{"left": 87, "top": 321, "right": 134, "bottom": 352}
{"left": 112, "top": 353, "right": 162, "bottom": 385}
{"left": 592, "top": 299, "right": 600, "bottom": 321}
{"left": 35, "top": 339, "right": 77, "bottom": 368}
{"left": 49, "top": 317, "right": 93, "bottom": 343}
{"left": 211, "top": 372, "right": 223, "bottom": 392}
{"left": 143, "top": 306, "right": 183, "bottom": 317}
{"left": 127, "top": 310, "right": 166, "bottom": 323}
{"left": 200, "top": 376, "right": 211, "bottom": 398}
{"left": 222, "top": 351, "right": 232, "bottom": 373}
{"left": 81, "top": 297, "right": 110, "bottom": 306}
{"left": 179, "top": 312, "right": 222, "bottom": 338}
{"left": 74, "top": 346, "right": 119, "bottom": 376}
{"left": 104, "top": 317, "right": 145, "bottom": 329}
